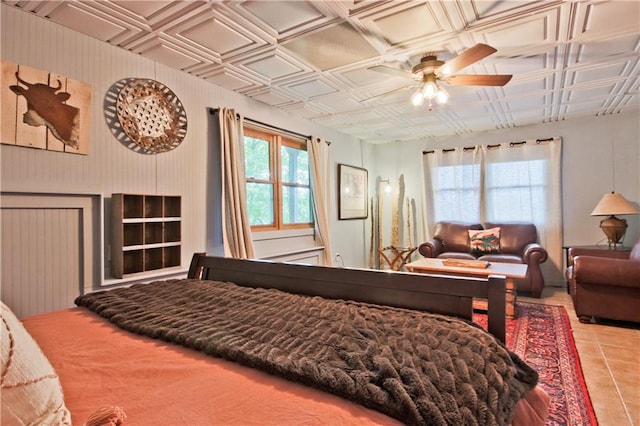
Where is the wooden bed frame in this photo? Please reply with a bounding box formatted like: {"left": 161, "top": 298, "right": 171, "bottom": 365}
{"left": 187, "top": 253, "right": 507, "bottom": 343}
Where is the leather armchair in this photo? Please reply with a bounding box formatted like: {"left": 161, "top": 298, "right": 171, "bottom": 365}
{"left": 418, "top": 221, "right": 548, "bottom": 297}
{"left": 566, "top": 237, "right": 640, "bottom": 323}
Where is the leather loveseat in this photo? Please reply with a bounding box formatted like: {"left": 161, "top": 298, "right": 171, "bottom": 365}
{"left": 418, "top": 221, "right": 548, "bottom": 297}
{"left": 566, "top": 236, "right": 640, "bottom": 323}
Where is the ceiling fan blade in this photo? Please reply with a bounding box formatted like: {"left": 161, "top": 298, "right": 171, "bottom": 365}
{"left": 361, "top": 85, "right": 415, "bottom": 102}
{"left": 443, "top": 74, "right": 513, "bottom": 86}
{"left": 368, "top": 65, "right": 417, "bottom": 80}
{"left": 437, "top": 43, "right": 497, "bottom": 76}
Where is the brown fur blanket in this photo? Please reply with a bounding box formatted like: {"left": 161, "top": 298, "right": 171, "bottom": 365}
{"left": 75, "top": 278, "right": 538, "bottom": 425}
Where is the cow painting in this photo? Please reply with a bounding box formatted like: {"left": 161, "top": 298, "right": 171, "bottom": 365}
{"left": 9, "top": 71, "right": 80, "bottom": 149}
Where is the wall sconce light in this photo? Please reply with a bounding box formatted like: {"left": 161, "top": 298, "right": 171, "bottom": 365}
{"left": 378, "top": 179, "right": 391, "bottom": 194}
{"left": 590, "top": 191, "right": 638, "bottom": 249}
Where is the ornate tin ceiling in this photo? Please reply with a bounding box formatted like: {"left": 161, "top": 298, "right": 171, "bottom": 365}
{"left": 5, "top": 0, "right": 639, "bottom": 144}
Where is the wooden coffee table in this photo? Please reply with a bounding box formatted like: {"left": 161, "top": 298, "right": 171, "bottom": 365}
{"left": 405, "top": 258, "right": 527, "bottom": 319}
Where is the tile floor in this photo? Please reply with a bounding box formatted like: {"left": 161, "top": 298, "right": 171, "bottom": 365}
{"left": 519, "top": 287, "right": 640, "bottom": 426}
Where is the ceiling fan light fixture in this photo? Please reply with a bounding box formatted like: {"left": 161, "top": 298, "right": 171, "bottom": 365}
{"left": 423, "top": 81, "right": 437, "bottom": 99}
{"left": 421, "top": 74, "right": 438, "bottom": 99}
{"left": 436, "top": 87, "right": 449, "bottom": 104}
{"left": 370, "top": 43, "right": 512, "bottom": 110}
{"left": 411, "top": 90, "right": 424, "bottom": 106}
{"left": 412, "top": 79, "right": 447, "bottom": 108}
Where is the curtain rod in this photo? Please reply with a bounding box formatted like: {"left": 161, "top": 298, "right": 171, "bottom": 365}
{"left": 422, "top": 137, "right": 556, "bottom": 155}
{"left": 209, "top": 107, "right": 314, "bottom": 141}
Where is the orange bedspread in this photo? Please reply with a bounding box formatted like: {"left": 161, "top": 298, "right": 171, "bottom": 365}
{"left": 23, "top": 307, "right": 548, "bottom": 425}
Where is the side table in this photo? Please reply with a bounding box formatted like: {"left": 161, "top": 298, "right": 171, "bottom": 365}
{"left": 377, "top": 245, "right": 417, "bottom": 271}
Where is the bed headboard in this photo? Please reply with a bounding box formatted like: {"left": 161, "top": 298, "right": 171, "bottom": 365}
{"left": 187, "top": 253, "right": 506, "bottom": 343}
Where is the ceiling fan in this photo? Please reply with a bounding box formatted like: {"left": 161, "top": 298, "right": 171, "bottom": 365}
{"left": 367, "top": 43, "right": 512, "bottom": 110}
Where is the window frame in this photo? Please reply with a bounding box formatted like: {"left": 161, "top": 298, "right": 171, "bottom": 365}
{"left": 243, "top": 125, "right": 312, "bottom": 232}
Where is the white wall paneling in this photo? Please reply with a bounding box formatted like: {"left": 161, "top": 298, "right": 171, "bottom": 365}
{"left": 0, "top": 192, "right": 100, "bottom": 318}
{"left": 252, "top": 228, "right": 325, "bottom": 265}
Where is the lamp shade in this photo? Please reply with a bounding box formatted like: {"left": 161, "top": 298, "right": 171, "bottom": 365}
{"left": 590, "top": 192, "right": 638, "bottom": 216}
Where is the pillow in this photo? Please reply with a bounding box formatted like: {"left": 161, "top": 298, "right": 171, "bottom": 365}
{"left": 1, "top": 301, "right": 71, "bottom": 425}
{"left": 469, "top": 227, "right": 501, "bottom": 255}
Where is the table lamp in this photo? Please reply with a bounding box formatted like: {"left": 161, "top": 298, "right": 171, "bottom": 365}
{"left": 590, "top": 192, "right": 638, "bottom": 249}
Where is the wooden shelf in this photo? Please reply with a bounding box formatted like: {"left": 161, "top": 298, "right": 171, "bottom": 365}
{"left": 122, "top": 194, "right": 143, "bottom": 218}
{"left": 145, "top": 222, "right": 163, "bottom": 244}
{"left": 112, "top": 193, "right": 182, "bottom": 278}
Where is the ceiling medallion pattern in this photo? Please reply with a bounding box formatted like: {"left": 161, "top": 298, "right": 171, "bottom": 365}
{"left": 115, "top": 78, "right": 187, "bottom": 154}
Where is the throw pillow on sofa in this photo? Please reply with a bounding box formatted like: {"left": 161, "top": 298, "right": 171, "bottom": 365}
{"left": 469, "top": 227, "right": 501, "bottom": 255}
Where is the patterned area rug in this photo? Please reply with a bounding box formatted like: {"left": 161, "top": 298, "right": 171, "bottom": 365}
{"left": 474, "top": 302, "right": 598, "bottom": 426}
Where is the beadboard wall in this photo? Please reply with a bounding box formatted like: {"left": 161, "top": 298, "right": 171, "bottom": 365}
{"left": 1, "top": 206, "right": 81, "bottom": 318}
{"left": 1, "top": 193, "right": 99, "bottom": 318}
{"left": 0, "top": 4, "right": 368, "bottom": 317}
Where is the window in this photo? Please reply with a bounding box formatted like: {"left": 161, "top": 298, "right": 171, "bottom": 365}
{"left": 243, "top": 126, "right": 312, "bottom": 230}
{"left": 432, "top": 163, "right": 481, "bottom": 223}
{"left": 430, "top": 159, "right": 549, "bottom": 224}
{"left": 427, "top": 148, "right": 482, "bottom": 223}
{"left": 425, "top": 143, "right": 557, "bottom": 227}
{"left": 484, "top": 159, "right": 547, "bottom": 223}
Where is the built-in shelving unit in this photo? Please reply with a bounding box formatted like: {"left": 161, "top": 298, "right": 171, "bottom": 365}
{"left": 111, "top": 193, "right": 181, "bottom": 278}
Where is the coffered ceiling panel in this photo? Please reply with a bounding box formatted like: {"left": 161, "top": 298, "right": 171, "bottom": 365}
{"left": 238, "top": 0, "right": 327, "bottom": 35}
{"left": 251, "top": 90, "right": 292, "bottom": 106}
{"left": 4, "top": 0, "right": 638, "bottom": 144}
{"left": 575, "top": 35, "right": 640, "bottom": 62}
{"left": 203, "top": 70, "right": 254, "bottom": 91}
{"left": 46, "top": 2, "right": 129, "bottom": 41}
{"left": 572, "top": 0, "right": 640, "bottom": 36}
{"left": 567, "top": 85, "right": 619, "bottom": 103}
{"left": 141, "top": 41, "right": 201, "bottom": 70}
{"left": 179, "top": 19, "right": 255, "bottom": 56}
{"left": 360, "top": 1, "right": 452, "bottom": 46}
{"left": 282, "top": 103, "right": 324, "bottom": 120}
{"left": 244, "top": 54, "right": 304, "bottom": 80}
{"left": 110, "top": 1, "right": 169, "bottom": 18}
{"left": 510, "top": 108, "right": 547, "bottom": 125}
{"left": 563, "top": 98, "right": 609, "bottom": 116}
{"left": 282, "top": 22, "right": 379, "bottom": 70}
{"left": 286, "top": 79, "right": 337, "bottom": 99}
{"left": 569, "top": 62, "right": 631, "bottom": 85}
{"left": 484, "top": 11, "right": 559, "bottom": 48}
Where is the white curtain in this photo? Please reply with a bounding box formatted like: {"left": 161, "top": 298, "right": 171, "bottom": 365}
{"left": 482, "top": 139, "right": 563, "bottom": 284}
{"left": 219, "top": 108, "right": 255, "bottom": 259}
{"left": 423, "top": 147, "right": 482, "bottom": 234}
{"left": 308, "top": 136, "right": 333, "bottom": 265}
{"left": 422, "top": 138, "right": 563, "bottom": 284}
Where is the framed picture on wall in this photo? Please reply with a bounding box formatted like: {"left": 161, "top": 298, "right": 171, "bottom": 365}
{"left": 338, "top": 164, "right": 368, "bottom": 220}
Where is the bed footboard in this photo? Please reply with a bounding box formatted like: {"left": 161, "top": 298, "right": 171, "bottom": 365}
{"left": 187, "top": 253, "right": 506, "bottom": 343}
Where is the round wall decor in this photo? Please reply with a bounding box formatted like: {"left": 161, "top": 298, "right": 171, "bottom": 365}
{"left": 115, "top": 78, "right": 187, "bottom": 154}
